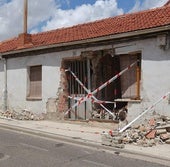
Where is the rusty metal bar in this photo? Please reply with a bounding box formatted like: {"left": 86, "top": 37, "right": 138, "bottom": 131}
{"left": 136, "top": 59, "right": 140, "bottom": 99}
{"left": 87, "top": 59, "right": 91, "bottom": 92}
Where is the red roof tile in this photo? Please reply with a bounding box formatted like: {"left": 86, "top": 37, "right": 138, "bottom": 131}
{"left": 0, "top": 5, "right": 170, "bottom": 54}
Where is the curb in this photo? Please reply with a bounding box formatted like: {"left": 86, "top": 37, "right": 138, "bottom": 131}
{"left": 0, "top": 122, "right": 100, "bottom": 145}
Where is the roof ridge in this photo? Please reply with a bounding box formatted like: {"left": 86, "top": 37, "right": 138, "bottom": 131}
{"left": 125, "top": 4, "right": 169, "bottom": 16}
{"left": 164, "top": 0, "right": 170, "bottom": 6}
{"left": 0, "top": 4, "right": 169, "bottom": 53}
{"left": 32, "top": 5, "right": 168, "bottom": 37}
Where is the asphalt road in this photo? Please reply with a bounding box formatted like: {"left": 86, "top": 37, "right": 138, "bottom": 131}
{"left": 0, "top": 127, "right": 168, "bottom": 167}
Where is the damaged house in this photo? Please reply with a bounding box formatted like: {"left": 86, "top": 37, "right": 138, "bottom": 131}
{"left": 0, "top": 2, "right": 170, "bottom": 121}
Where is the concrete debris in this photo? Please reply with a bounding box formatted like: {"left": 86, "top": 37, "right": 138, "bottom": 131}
{"left": 101, "top": 131, "right": 125, "bottom": 148}
{"left": 91, "top": 109, "right": 113, "bottom": 120}
{"left": 156, "top": 129, "right": 167, "bottom": 135}
{"left": 0, "top": 109, "right": 44, "bottom": 121}
{"left": 156, "top": 124, "right": 170, "bottom": 132}
{"left": 165, "top": 139, "right": 170, "bottom": 144}
{"left": 160, "top": 133, "right": 170, "bottom": 141}
{"left": 101, "top": 114, "right": 170, "bottom": 148}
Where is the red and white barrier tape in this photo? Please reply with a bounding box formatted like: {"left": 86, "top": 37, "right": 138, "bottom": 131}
{"left": 92, "top": 61, "right": 137, "bottom": 95}
{"left": 68, "top": 96, "right": 115, "bottom": 104}
{"left": 119, "top": 91, "right": 170, "bottom": 133}
{"left": 65, "top": 61, "right": 137, "bottom": 116}
{"left": 68, "top": 96, "right": 82, "bottom": 100}
{"left": 65, "top": 69, "right": 115, "bottom": 117}
{"left": 67, "top": 69, "right": 89, "bottom": 93}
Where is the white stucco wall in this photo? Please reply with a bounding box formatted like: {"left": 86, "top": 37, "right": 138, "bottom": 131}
{"left": 115, "top": 37, "right": 170, "bottom": 120}
{"left": 6, "top": 54, "right": 58, "bottom": 113}
{"left": 0, "top": 61, "right": 5, "bottom": 109}
{"left": 1, "top": 49, "right": 84, "bottom": 114}
{"left": 0, "top": 51, "right": 70, "bottom": 113}
{"left": 0, "top": 35, "right": 169, "bottom": 118}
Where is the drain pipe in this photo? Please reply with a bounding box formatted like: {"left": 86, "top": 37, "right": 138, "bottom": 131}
{"left": 3, "top": 58, "right": 7, "bottom": 112}
{"left": 0, "top": 56, "right": 8, "bottom": 112}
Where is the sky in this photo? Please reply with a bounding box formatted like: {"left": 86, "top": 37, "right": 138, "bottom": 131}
{"left": 0, "top": 0, "right": 168, "bottom": 42}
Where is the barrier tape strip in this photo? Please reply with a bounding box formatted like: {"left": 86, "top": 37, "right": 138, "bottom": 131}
{"left": 119, "top": 91, "right": 170, "bottom": 133}
{"left": 92, "top": 61, "right": 137, "bottom": 95}
{"left": 65, "top": 61, "right": 137, "bottom": 116}
{"left": 65, "top": 69, "right": 115, "bottom": 117}
{"left": 66, "top": 69, "right": 90, "bottom": 93}
{"left": 68, "top": 96, "right": 115, "bottom": 104}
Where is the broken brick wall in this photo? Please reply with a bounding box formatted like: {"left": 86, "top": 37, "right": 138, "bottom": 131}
{"left": 54, "top": 49, "right": 138, "bottom": 120}
{"left": 57, "top": 50, "right": 125, "bottom": 120}
{"left": 55, "top": 68, "right": 69, "bottom": 119}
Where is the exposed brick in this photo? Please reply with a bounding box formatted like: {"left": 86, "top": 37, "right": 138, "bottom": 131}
{"left": 17, "top": 33, "right": 32, "bottom": 49}
{"left": 149, "top": 118, "right": 156, "bottom": 126}
{"left": 145, "top": 130, "right": 156, "bottom": 139}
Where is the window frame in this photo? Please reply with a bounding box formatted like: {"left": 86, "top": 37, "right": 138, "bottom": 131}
{"left": 115, "top": 53, "right": 141, "bottom": 102}
{"left": 26, "top": 65, "right": 42, "bottom": 101}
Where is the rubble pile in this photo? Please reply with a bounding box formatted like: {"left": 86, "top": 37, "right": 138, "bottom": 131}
{"left": 101, "top": 115, "right": 170, "bottom": 148}
{"left": 91, "top": 109, "right": 114, "bottom": 120}
{"left": 101, "top": 130, "right": 125, "bottom": 148}
{"left": 0, "top": 109, "right": 44, "bottom": 121}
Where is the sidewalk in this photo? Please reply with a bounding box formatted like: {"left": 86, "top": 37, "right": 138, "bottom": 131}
{"left": 0, "top": 116, "right": 170, "bottom": 162}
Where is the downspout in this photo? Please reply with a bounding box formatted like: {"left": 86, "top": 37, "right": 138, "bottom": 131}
{"left": 1, "top": 56, "right": 8, "bottom": 112}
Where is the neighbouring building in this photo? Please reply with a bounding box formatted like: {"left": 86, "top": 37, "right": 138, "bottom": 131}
{"left": 0, "top": 2, "right": 170, "bottom": 121}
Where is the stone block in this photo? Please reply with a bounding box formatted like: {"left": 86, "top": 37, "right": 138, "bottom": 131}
{"left": 156, "top": 122, "right": 167, "bottom": 126}
{"left": 165, "top": 125, "right": 170, "bottom": 132}
{"left": 160, "top": 115, "right": 170, "bottom": 122}
{"left": 165, "top": 139, "right": 170, "bottom": 144}
{"left": 160, "top": 133, "right": 170, "bottom": 141}
{"left": 156, "top": 129, "right": 167, "bottom": 135}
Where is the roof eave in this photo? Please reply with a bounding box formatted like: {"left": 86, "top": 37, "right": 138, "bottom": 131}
{"left": 1, "top": 24, "right": 170, "bottom": 57}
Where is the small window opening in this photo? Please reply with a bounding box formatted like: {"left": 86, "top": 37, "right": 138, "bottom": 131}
{"left": 27, "top": 65, "right": 42, "bottom": 100}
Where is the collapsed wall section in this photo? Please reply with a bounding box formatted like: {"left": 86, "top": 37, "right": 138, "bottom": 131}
{"left": 55, "top": 50, "right": 139, "bottom": 121}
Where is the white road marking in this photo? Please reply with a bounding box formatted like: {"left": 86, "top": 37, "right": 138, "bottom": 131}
{"left": 20, "top": 143, "right": 49, "bottom": 152}
{"left": 82, "top": 159, "right": 112, "bottom": 167}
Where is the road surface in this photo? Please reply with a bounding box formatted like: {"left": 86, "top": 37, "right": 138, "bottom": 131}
{"left": 0, "top": 127, "right": 168, "bottom": 167}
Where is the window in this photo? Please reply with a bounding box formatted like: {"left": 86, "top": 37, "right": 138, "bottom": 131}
{"left": 66, "top": 60, "right": 89, "bottom": 95}
{"left": 27, "top": 65, "right": 42, "bottom": 100}
{"left": 119, "top": 53, "right": 141, "bottom": 100}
